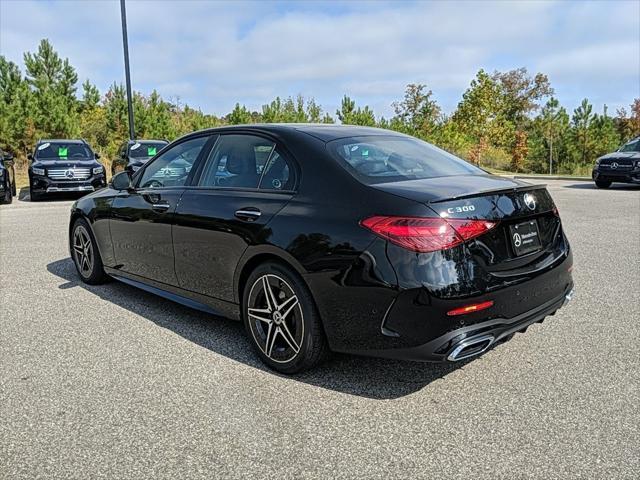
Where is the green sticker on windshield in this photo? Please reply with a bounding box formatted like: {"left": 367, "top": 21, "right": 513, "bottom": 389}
{"left": 58, "top": 147, "right": 68, "bottom": 157}
{"left": 147, "top": 147, "right": 157, "bottom": 156}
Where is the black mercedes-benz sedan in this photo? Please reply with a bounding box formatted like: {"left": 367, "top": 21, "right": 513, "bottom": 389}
{"left": 29, "top": 139, "right": 106, "bottom": 201}
{"left": 68, "top": 125, "right": 574, "bottom": 373}
{"left": 592, "top": 136, "right": 640, "bottom": 188}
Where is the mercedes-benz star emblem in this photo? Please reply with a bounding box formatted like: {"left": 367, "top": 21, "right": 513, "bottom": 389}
{"left": 523, "top": 192, "right": 536, "bottom": 211}
{"left": 65, "top": 169, "right": 75, "bottom": 179}
{"left": 513, "top": 232, "right": 522, "bottom": 248}
{"left": 611, "top": 162, "right": 619, "bottom": 169}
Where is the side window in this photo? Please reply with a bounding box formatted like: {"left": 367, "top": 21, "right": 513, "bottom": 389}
{"left": 199, "top": 134, "right": 275, "bottom": 189}
{"left": 259, "top": 150, "right": 295, "bottom": 191}
{"left": 138, "top": 136, "right": 208, "bottom": 189}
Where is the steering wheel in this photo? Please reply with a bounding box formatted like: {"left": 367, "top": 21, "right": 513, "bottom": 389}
{"left": 141, "top": 179, "right": 164, "bottom": 189}
{"left": 71, "top": 153, "right": 85, "bottom": 158}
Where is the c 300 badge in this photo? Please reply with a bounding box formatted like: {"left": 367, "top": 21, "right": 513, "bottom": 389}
{"left": 446, "top": 204, "right": 476, "bottom": 214}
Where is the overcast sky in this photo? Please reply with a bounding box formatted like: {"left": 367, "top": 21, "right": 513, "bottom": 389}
{"left": 1, "top": 0, "right": 638, "bottom": 119}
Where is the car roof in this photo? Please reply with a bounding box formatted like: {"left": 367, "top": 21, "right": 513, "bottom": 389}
{"left": 128, "top": 139, "right": 168, "bottom": 144}
{"left": 185, "top": 124, "right": 405, "bottom": 143}
{"left": 38, "top": 139, "right": 87, "bottom": 144}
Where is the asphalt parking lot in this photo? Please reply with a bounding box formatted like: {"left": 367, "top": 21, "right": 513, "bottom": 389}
{"left": 1, "top": 180, "right": 639, "bottom": 479}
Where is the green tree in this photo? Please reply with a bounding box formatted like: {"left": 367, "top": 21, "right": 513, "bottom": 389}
{"left": 81, "top": 80, "right": 100, "bottom": 111}
{"left": 227, "top": 103, "right": 252, "bottom": 124}
{"left": 452, "top": 70, "right": 511, "bottom": 163}
{"left": 511, "top": 130, "right": 528, "bottom": 172}
{"left": 615, "top": 99, "right": 640, "bottom": 142}
{"left": 537, "top": 97, "right": 569, "bottom": 174}
{"left": 589, "top": 106, "right": 621, "bottom": 159}
{"left": 144, "top": 90, "right": 172, "bottom": 139}
{"left": 569, "top": 98, "right": 594, "bottom": 166}
{"left": 391, "top": 83, "right": 441, "bottom": 139}
{"left": 336, "top": 95, "right": 376, "bottom": 126}
{"left": 0, "top": 56, "right": 32, "bottom": 154}
{"left": 23, "top": 39, "right": 79, "bottom": 137}
{"left": 492, "top": 68, "right": 553, "bottom": 127}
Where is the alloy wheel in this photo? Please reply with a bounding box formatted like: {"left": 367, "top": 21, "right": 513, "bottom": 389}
{"left": 73, "top": 225, "right": 94, "bottom": 277}
{"left": 247, "top": 274, "right": 304, "bottom": 363}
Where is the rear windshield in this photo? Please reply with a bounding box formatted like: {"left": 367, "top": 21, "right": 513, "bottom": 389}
{"left": 619, "top": 139, "right": 640, "bottom": 153}
{"left": 35, "top": 142, "right": 93, "bottom": 160}
{"left": 129, "top": 142, "right": 167, "bottom": 158}
{"left": 327, "top": 135, "right": 483, "bottom": 184}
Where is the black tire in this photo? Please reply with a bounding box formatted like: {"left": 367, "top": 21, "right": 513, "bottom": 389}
{"left": 1, "top": 178, "right": 12, "bottom": 204}
{"left": 243, "top": 262, "right": 329, "bottom": 374}
{"left": 595, "top": 180, "right": 611, "bottom": 189}
{"left": 70, "top": 217, "right": 109, "bottom": 285}
{"left": 29, "top": 185, "right": 43, "bottom": 202}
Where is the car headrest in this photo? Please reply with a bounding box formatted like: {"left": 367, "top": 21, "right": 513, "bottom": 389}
{"left": 226, "top": 144, "right": 256, "bottom": 174}
{"left": 387, "top": 153, "right": 416, "bottom": 170}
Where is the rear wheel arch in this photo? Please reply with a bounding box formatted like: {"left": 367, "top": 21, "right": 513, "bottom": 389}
{"left": 234, "top": 248, "right": 308, "bottom": 305}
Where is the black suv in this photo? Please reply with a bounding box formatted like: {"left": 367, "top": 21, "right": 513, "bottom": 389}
{"left": 592, "top": 137, "right": 640, "bottom": 188}
{"left": 28, "top": 139, "right": 106, "bottom": 201}
{"left": 111, "top": 139, "right": 168, "bottom": 176}
{"left": 0, "top": 149, "right": 16, "bottom": 204}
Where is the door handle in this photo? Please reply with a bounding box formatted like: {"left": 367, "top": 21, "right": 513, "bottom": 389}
{"left": 152, "top": 202, "right": 171, "bottom": 212}
{"left": 235, "top": 208, "right": 262, "bottom": 221}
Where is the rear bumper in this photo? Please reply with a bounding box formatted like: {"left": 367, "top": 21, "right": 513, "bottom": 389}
{"left": 592, "top": 168, "right": 640, "bottom": 183}
{"left": 357, "top": 283, "right": 574, "bottom": 362}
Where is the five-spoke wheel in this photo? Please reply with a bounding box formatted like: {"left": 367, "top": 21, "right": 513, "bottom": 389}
{"left": 243, "top": 263, "right": 328, "bottom": 373}
{"left": 247, "top": 273, "right": 304, "bottom": 364}
{"left": 71, "top": 218, "right": 109, "bottom": 285}
{"left": 73, "top": 225, "right": 94, "bottom": 278}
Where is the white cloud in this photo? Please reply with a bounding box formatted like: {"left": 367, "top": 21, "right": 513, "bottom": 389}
{"left": 1, "top": 0, "right": 638, "bottom": 118}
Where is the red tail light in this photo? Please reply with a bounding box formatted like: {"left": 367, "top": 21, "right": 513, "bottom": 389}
{"left": 446, "top": 300, "right": 494, "bottom": 316}
{"left": 360, "top": 216, "right": 496, "bottom": 253}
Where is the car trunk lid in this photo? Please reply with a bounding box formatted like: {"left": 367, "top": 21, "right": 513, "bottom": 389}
{"left": 371, "top": 174, "right": 563, "bottom": 274}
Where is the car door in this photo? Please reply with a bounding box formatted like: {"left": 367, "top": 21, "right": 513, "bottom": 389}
{"left": 110, "top": 134, "right": 212, "bottom": 285}
{"left": 173, "top": 133, "right": 297, "bottom": 301}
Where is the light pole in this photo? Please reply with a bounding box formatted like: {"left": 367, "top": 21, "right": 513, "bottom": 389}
{"left": 120, "top": 0, "right": 135, "bottom": 140}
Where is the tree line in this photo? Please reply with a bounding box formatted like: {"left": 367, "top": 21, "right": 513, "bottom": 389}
{"left": 1, "top": 39, "right": 639, "bottom": 176}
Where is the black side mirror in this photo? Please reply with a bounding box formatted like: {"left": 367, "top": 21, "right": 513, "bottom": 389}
{"left": 5, "top": 153, "right": 13, "bottom": 161}
{"left": 95, "top": 152, "right": 101, "bottom": 159}
{"left": 27, "top": 153, "right": 33, "bottom": 161}
{"left": 111, "top": 171, "right": 133, "bottom": 191}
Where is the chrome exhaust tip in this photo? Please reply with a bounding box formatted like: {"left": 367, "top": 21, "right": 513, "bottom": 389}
{"left": 447, "top": 334, "right": 495, "bottom": 362}
{"left": 564, "top": 288, "right": 575, "bottom": 305}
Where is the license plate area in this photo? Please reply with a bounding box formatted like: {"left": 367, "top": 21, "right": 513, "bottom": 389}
{"left": 509, "top": 219, "right": 542, "bottom": 256}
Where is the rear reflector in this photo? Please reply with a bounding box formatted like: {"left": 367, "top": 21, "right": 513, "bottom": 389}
{"left": 360, "top": 216, "right": 496, "bottom": 253}
{"left": 446, "top": 300, "right": 494, "bottom": 316}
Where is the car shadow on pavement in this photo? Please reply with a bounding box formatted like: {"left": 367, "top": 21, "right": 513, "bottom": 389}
{"left": 563, "top": 183, "right": 640, "bottom": 190}
{"left": 47, "top": 257, "right": 469, "bottom": 400}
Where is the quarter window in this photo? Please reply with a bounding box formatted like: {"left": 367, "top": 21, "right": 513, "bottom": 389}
{"left": 137, "top": 136, "right": 208, "bottom": 189}
{"left": 259, "top": 151, "right": 294, "bottom": 191}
